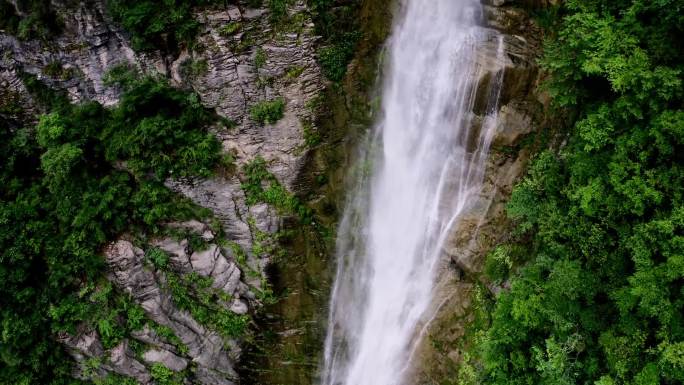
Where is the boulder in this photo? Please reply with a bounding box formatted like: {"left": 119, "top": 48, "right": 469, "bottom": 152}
{"left": 142, "top": 349, "right": 188, "bottom": 372}
{"left": 108, "top": 340, "right": 152, "bottom": 383}
{"left": 492, "top": 103, "right": 533, "bottom": 147}
{"left": 152, "top": 238, "right": 191, "bottom": 271}
{"left": 190, "top": 244, "right": 223, "bottom": 276}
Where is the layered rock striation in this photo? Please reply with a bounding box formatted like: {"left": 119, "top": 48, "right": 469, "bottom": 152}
{"left": 0, "top": 0, "right": 326, "bottom": 383}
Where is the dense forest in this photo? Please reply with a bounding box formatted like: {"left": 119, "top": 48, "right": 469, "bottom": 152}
{"left": 0, "top": 69, "right": 225, "bottom": 384}
{"left": 471, "top": 1, "right": 684, "bottom": 384}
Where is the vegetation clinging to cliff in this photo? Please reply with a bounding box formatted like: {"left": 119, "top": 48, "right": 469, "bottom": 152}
{"left": 107, "top": 0, "right": 221, "bottom": 52}
{"left": 0, "top": 72, "right": 223, "bottom": 384}
{"left": 472, "top": 1, "right": 684, "bottom": 384}
{"left": 308, "top": 0, "right": 362, "bottom": 81}
{"left": 250, "top": 98, "right": 286, "bottom": 124}
{"left": 241, "top": 156, "right": 313, "bottom": 223}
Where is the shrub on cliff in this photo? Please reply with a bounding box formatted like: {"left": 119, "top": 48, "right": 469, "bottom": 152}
{"left": 308, "top": 0, "right": 362, "bottom": 82}
{"left": 0, "top": 0, "right": 62, "bottom": 40}
{"left": 0, "top": 73, "right": 222, "bottom": 383}
{"left": 250, "top": 98, "right": 286, "bottom": 124}
{"left": 107, "top": 0, "right": 220, "bottom": 52}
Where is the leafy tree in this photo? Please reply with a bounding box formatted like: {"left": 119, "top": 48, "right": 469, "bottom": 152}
{"left": 0, "top": 72, "right": 222, "bottom": 383}
{"left": 475, "top": 1, "right": 684, "bottom": 385}
{"left": 107, "top": 0, "right": 221, "bottom": 52}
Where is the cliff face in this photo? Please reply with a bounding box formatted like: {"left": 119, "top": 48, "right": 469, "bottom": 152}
{"left": 0, "top": 0, "right": 327, "bottom": 383}
{"left": 0, "top": 0, "right": 553, "bottom": 383}
{"left": 411, "top": 1, "right": 558, "bottom": 382}
{"left": 237, "top": 0, "right": 393, "bottom": 382}
{"left": 258, "top": 1, "right": 550, "bottom": 383}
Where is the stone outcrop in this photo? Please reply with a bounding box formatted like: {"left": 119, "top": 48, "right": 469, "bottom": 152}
{"left": 0, "top": 0, "right": 161, "bottom": 107}
{"left": 142, "top": 349, "right": 188, "bottom": 372}
{"left": 0, "top": 1, "right": 326, "bottom": 383}
{"left": 153, "top": 236, "right": 251, "bottom": 314}
{"left": 412, "top": 0, "right": 551, "bottom": 381}
{"left": 164, "top": 2, "right": 326, "bottom": 299}
{"left": 0, "top": 0, "right": 550, "bottom": 383}
{"left": 61, "top": 330, "right": 153, "bottom": 383}
{"left": 102, "top": 238, "right": 239, "bottom": 384}
{"left": 443, "top": 1, "right": 543, "bottom": 279}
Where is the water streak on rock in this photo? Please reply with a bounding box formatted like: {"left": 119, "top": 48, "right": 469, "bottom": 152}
{"left": 321, "top": 1, "right": 505, "bottom": 384}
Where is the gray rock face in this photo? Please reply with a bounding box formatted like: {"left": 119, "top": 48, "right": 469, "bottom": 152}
{"left": 165, "top": 178, "right": 280, "bottom": 290}
{"left": 60, "top": 328, "right": 104, "bottom": 360}
{"left": 492, "top": 103, "right": 534, "bottom": 147}
{"left": 61, "top": 231, "right": 249, "bottom": 383}
{"left": 440, "top": 7, "right": 541, "bottom": 277}
{"left": 109, "top": 340, "right": 152, "bottom": 382}
{"left": 0, "top": 0, "right": 160, "bottom": 106}
{"left": 103, "top": 239, "right": 239, "bottom": 384}
{"left": 175, "top": 1, "right": 324, "bottom": 186}
{"left": 131, "top": 325, "right": 179, "bottom": 354}
{"left": 0, "top": 0, "right": 325, "bottom": 383}
{"left": 153, "top": 238, "right": 192, "bottom": 271}
{"left": 142, "top": 349, "right": 188, "bottom": 372}
{"left": 168, "top": 219, "right": 216, "bottom": 241}
{"left": 60, "top": 329, "right": 153, "bottom": 383}
{"left": 166, "top": 0, "right": 325, "bottom": 288}
{"left": 414, "top": 2, "right": 547, "bottom": 380}
{"left": 443, "top": 150, "right": 529, "bottom": 274}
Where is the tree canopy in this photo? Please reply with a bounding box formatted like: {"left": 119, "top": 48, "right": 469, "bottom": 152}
{"left": 474, "top": 1, "right": 684, "bottom": 384}
{"left": 0, "top": 72, "right": 221, "bottom": 384}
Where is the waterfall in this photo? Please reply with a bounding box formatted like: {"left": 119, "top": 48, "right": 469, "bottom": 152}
{"left": 321, "top": 0, "right": 505, "bottom": 384}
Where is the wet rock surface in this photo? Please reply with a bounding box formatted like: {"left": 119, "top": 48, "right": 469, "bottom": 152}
{"left": 413, "top": 0, "right": 552, "bottom": 380}
{"left": 444, "top": 0, "right": 543, "bottom": 279}
{"left": 0, "top": 0, "right": 550, "bottom": 383}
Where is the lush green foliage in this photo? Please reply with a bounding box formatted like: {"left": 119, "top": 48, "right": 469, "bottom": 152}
{"left": 285, "top": 65, "right": 305, "bottom": 80}
{"left": 307, "top": 0, "right": 361, "bottom": 81}
{"left": 241, "top": 156, "right": 313, "bottom": 223}
{"left": 317, "top": 38, "right": 358, "bottom": 82}
{"left": 250, "top": 98, "right": 285, "bottom": 124}
{"left": 104, "top": 72, "right": 221, "bottom": 180}
{"left": 151, "top": 322, "right": 189, "bottom": 356}
{"left": 267, "top": 0, "right": 292, "bottom": 23}
{"left": 475, "top": 1, "right": 684, "bottom": 385}
{"left": 254, "top": 47, "right": 268, "bottom": 70}
{"left": 106, "top": 0, "right": 220, "bottom": 52}
{"left": 301, "top": 119, "right": 321, "bottom": 148}
{"left": 0, "top": 73, "right": 221, "bottom": 383}
{"left": 179, "top": 58, "right": 209, "bottom": 81}
{"left": 150, "top": 362, "right": 184, "bottom": 385}
{"left": 219, "top": 21, "right": 242, "bottom": 36}
{"left": 42, "top": 61, "right": 76, "bottom": 81}
{"left": 47, "top": 282, "right": 147, "bottom": 351}
{"left": 93, "top": 373, "right": 140, "bottom": 385}
{"left": 147, "top": 247, "right": 171, "bottom": 270}
{"left": 166, "top": 270, "right": 250, "bottom": 339}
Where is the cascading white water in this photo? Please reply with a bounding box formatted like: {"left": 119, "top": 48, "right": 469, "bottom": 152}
{"left": 321, "top": 1, "right": 505, "bottom": 384}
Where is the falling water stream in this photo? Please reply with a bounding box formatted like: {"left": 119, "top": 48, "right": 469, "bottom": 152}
{"left": 321, "top": 1, "right": 505, "bottom": 385}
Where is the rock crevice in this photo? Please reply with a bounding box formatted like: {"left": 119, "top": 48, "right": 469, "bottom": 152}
{"left": 0, "top": 1, "right": 326, "bottom": 383}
